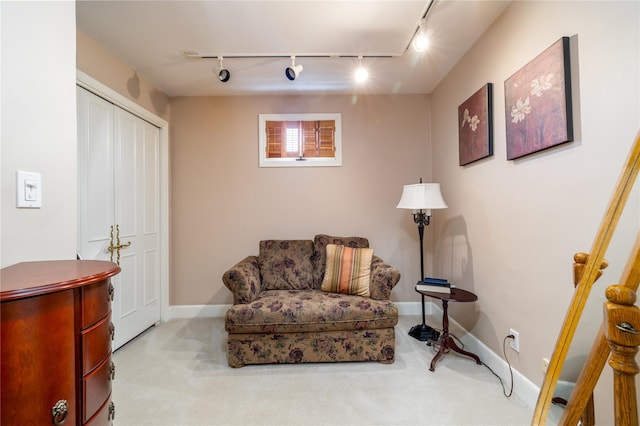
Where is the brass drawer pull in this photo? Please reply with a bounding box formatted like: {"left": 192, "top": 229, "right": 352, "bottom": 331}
{"left": 108, "top": 282, "right": 114, "bottom": 302}
{"left": 51, "top": 399, "right": 68, "bottom": 425}
{"left": 109, "top": 361, "right": 116, "bottom": 380}
{"left": 109, "top": 322, "right": 115, "bottom": 341}
{"left": 109, "top": 401, "right": 116, "bottom": 421}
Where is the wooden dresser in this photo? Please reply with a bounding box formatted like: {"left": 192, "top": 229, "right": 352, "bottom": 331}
{"left": 1, "top": 260, "right": 120, "bottom": 426}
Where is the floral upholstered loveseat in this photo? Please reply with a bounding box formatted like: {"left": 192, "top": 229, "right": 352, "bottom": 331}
{"left": 222, "top": 234, "right": 401, "bottom": 367}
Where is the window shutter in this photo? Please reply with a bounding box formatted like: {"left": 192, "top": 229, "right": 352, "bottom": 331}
{"left": 265, "top": 119, "right": 335, "bottom": 159}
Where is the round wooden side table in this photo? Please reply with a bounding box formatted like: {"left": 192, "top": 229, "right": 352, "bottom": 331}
{"left": 415, "top": 287, "right": 482, "bottom": 371}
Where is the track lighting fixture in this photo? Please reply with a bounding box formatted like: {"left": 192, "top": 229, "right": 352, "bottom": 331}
{"left": 189, "top": 0, "right": 437, "bottom": 86}
{"left": 217, "top": 56, "right": 230, "bottom": 82}
{"left": 354, "top": 56, "right": 368, "bottom": 83}
{"left": 285, "top": 56, "right": 303, "bottom": 81}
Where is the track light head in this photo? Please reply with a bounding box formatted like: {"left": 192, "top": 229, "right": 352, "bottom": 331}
{"left": 354, "top": 56, "right": 368, "bottom": 83}
{"left": 285, "top": 56, "right": 303, "bottom": 81}
{"left": 218, "top": 69, "right": 230, "bottom": 82}
{"left": 217, "top": 57, "right": 230, "bottom": 82}
{"left": 412, "top": 19, "right": 430, "bottom": 52}
{"left": 285, "top": 65, "right": 303, "bottom": 80}
{"left": 413, "top": 33, "right": 429, "bottom": 52}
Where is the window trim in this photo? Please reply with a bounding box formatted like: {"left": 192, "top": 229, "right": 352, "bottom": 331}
{"left": 258, "top": 113, "right": 342, "bottom": 167}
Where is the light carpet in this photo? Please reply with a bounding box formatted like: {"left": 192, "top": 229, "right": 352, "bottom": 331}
{"left": 112, "top": 315, "right": 540, "bottom": 425}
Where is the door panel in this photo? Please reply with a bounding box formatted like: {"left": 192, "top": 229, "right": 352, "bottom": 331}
{"left": 112, "top": 106, "right": 160, "bottom": 348}
{"left": 117, "top": 254, "right": 137, "bottom": 318}
{"left": 143, "top": 125, "right": 159, "bottom": 234}
{"left": 115, "top": 109, "right": 139, "bottom": 239}
{"left": 142, "top": 121, "right": 160, "bottom": 312}
{"left": 77, "top": 88, "right": 114, "bottom": 262}
{"left": 144, "top": 249, "right": 159, "bottom": 306}
{"left": 77, "top": 87, "right": 160, "bottom": 350}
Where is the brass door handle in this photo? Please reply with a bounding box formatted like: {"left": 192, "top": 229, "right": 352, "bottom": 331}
{"left": 108, "top": 242, "right": 131, "bottom": 250}
{"left": 108, "top": 225, "right": 115, "bottom": 263}
{"left": 108, "top": 224, "right": 131, "bottom": 265}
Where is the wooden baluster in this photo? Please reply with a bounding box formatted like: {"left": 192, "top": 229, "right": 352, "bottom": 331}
{"left": 573, "top": 252, "right": 608, "bottom": 288}
{"left": 564, "top": 252, "right": 608, "bottom": 425}
{"left": 562, "top": 234, "right": 640, "bottom": 425}
{"left": 604, "top": 285, "right": 640, "bottom": 426}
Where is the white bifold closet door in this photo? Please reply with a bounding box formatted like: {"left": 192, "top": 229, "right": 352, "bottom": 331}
{"left": 77, "top": 86, "right": 161, "bottom": 350}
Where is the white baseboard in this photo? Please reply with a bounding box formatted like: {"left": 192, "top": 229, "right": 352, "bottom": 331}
{"left": 168, "top": 304, "right": 230, "bottom": 319}
{"left": 166, "top": 301, "right": 539, "bottom": 409}
{"left": 430, "top": 304, "right": 540, "bottom": 410}
{"left": 394, "top": 300, "right": 434, "bottom": 316}
{"left": 458, "top": 325, "right": 540, "bottom": 409}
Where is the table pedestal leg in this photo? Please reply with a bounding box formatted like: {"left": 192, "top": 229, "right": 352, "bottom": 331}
{"left": 429, "top": 299, "right": 482, "bottom": 371}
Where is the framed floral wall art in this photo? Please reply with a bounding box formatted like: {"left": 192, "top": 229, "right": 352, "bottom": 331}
{"left": 458, "top": 83, "right": 493, "bottom": 166}
{"left": 504, "top": 37, "right": 573, "bottom": 160}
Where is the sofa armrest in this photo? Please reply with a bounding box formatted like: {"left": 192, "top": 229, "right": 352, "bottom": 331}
{"left": 222, "top": 256, "right": 261, "bottom": 304}
{"left": 369, "top": 255, "right": 401, "bottom": 300}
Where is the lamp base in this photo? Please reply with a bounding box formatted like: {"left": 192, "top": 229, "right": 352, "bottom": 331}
{"left": 408, "top": 323, "right": 440, "bottom": 342}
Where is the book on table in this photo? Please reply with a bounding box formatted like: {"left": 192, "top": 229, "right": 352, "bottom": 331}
{"left": 416, "top": 277, "right": 451, "bottom": 294}
{"left": 416, "top": 283, "right": 451, "bottom": 293}
{"left": 422, "top": 277, "right": 449, "bottom": 285}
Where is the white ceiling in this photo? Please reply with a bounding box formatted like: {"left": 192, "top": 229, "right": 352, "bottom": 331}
{"left": 76, "top": 1, "right": 510, "bottom": 97}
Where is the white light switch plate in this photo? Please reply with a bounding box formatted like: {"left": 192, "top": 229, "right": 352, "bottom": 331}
{"left": 16, "top": 170, "right": 42, "bottom": 208}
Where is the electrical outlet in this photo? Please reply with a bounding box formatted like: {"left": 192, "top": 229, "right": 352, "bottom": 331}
{"left": 542, "top": 357, "right": 550, "bottom": 373}
{"left": 509, "top": 328, "right": 520, "bottom": 352}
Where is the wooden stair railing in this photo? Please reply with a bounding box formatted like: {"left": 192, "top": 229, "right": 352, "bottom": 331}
{"left": 561, "top": 234, "right": 640, "bottom": 425}
{"left": 532, "top": 131, "right": 640, "bottom": 425}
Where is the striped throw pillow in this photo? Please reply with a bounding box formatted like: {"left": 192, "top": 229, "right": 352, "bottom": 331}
{"left": 321, "top": 244, "right": 373, "bottom": 297}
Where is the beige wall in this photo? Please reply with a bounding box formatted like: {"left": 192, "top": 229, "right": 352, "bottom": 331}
{"left": 76, "top": 30, "right": 170, "bottom": 121}
{"left": 430, "top": 1, "right": 639, "bottom": 421}
{"left": 6, "top": 0, "right": 636, "bottom": 416}
{"left": 1, "top": 1, "right": 78, "bottom": 267}
{"left": 170, "top": 94, "right": 433, "bottom": 305}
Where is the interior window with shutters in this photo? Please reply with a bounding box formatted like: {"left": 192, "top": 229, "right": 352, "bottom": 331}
{"left": 259, "top": 113, "right": 342, "bottom": 167}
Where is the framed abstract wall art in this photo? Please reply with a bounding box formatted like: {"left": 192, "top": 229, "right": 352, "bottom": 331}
{"left": 458, "top": 83, "right": 493, "bottom": 166}
{"left": 504, "top": 37, "right": 573, "bottom": 160}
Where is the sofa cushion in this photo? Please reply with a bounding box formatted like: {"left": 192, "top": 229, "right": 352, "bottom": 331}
{"left": 321, "top": 244, "right": 373, "bottom": 297}
{"left": 225, "top": 289, "right": 398, "bottom": 334}
{"left": 312, "top": 234, "right": 370, "bottom": 286}
{"left": 259, "top": 240, "right": 314, "bottom": 290}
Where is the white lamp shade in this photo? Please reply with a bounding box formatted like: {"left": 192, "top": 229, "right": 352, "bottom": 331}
{"left": 396, "top": 183, "right": 447, "bottom": 210}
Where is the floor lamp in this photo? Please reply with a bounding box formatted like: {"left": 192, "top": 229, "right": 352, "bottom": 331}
{"left": 397, "top": 179, "right": 448, "bottom": 341}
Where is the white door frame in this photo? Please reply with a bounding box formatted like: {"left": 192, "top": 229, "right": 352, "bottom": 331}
{"left": 77, "top": 70, "right": 170, "bottom": 324}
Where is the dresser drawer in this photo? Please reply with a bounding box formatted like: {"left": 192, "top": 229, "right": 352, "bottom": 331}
{"left": 0, "top": 289, "right": 78, "bottom": 426}
{"left": 85, "top": 393, "right": 114, "bottom": 426}
{"left": 82, "top": 314, "right": 113, "bottom": 375}
{"left": 83, "top": 355, "right": 113, "bottom": 423}
{"left": 81, "top": 279, "right": 113, "bottom": 328}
